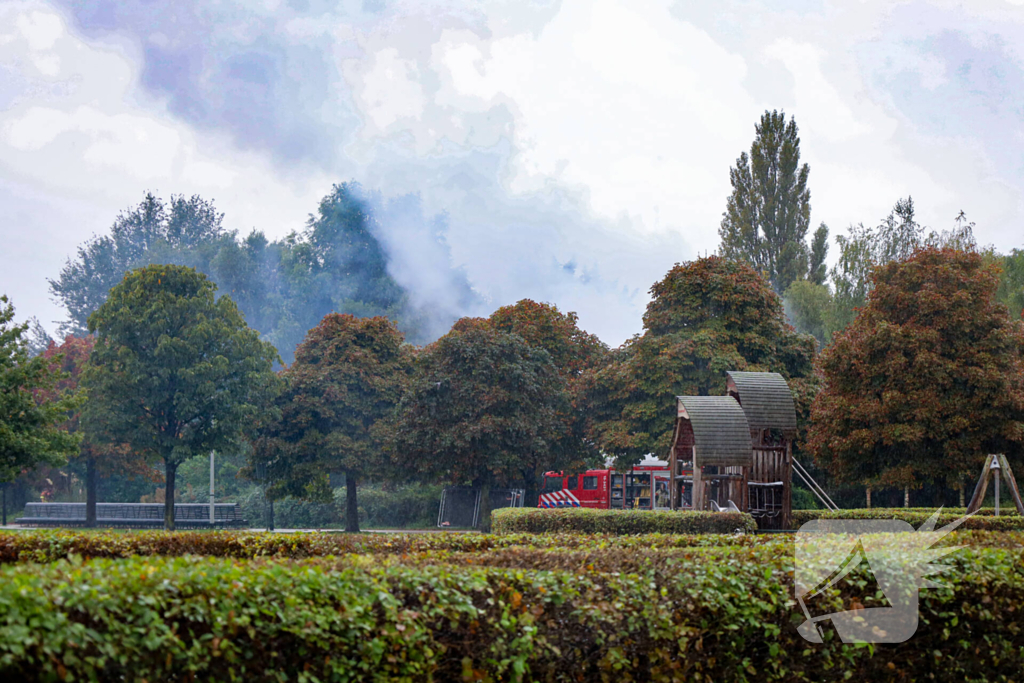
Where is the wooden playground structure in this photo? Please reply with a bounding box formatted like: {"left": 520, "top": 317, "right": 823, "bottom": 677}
{"left": 668, "top": 371, "right": 802, "bottom": 530}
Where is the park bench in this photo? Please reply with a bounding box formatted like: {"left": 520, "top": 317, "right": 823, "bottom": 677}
{"left": 17, "top": 502, "right": 247, "bottom": 528}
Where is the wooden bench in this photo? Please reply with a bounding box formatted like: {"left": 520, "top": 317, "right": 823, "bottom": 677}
{"left": 18, "top": 503, "right": 247, "bottom": 528}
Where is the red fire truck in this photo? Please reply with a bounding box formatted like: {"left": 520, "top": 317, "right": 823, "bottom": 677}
{"left": 538, "top": 458, "right": 689, "bottom": 510}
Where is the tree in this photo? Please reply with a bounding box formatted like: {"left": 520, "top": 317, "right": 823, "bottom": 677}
{"left": 587, "top": 256, "right": 817, "bottom": 466}
{"left": 0, "top": 296, "right": 80, "bottom": 485}
{"left": 808, "top": 248, "right": 1024, "bottom": 497}
{"left": 49, "top": 186, "right": 468, "bottom": 364}
{"left": 81, "top": 265, "right": 280, "bottom": 530}
{"left": 998, "top": 248, "right": 1024, "bottom": 320}
{"left": 488, "top": 299, "right": 608, "bottom": 504}
{"left": 719, "top": 110, "right": 827, "bottom": 294}
{"left": 37, "top": 335, "right": 151, "bottom": 526}
{"left": 253, "top": 314, "right": 412, "bottom": 533}
{"left": 384, "top": 319, "right": 573, "bottom": 531}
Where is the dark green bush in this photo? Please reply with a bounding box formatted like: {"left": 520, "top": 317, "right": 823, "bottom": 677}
{"left": 492, "top": 506, "right": 756, "bottom": 534}
{"left": 0, "top": 543, "right": 1021, "bottom": 681}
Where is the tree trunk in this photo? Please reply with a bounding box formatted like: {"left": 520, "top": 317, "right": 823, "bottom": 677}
{"left": 85, "top": 455, "right": 97, "bottom": 528}
{"left": 866, "top": 487, "right": 871, "bottom": 509}
{"left": 164, "top": 461, "right": 177, "bottom": 531}
{"left": 523, "top": 467, "right": 539, "bottom": 509}
{"left": 345, "top": 471, "right": 360, "bottom": 533}
{"left": 903, "top": 486, "right": 909, "bottom": 508}
{"left": 478, "top": 485, "right": 492, "bottom": 533}
{"left": 959, "top": 482, "right": 965, "bottom": 508}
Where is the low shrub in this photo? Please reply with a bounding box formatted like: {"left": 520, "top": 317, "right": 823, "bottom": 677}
{"left": 0, "top": 542, "right": 1021, "bottom": 681}
{"left": 492, "top": 506, "right": 756, "bottom": 534}
{"left": 791, "top": 507, "right": 1024, "bottom": 531}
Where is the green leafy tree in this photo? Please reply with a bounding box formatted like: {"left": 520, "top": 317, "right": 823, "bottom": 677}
{"left": 487, "top": 299, "right": 608, "bottom": 504}
{"left": 719, "top": 110, "right": 827, "bottom": 294}
{"left": 587, "top": 256, "right": 817, "bottom": 467}
{"left": 998, "top": 248, "right": 1024, "bottom": 320}
{"left": 50, "top": 185, "right": 473, "bottom": 364}
{"left": 253, "top": 314, "right": 412, "bottom": 533}
{"left": 808, "top": 247, "right": 1024, "bottom": 497}
{"left": 385, "top": 319, "right": 572, "bottom": 531}
{"left": 784, "top": 280, "right": 832, "bottom": 348}
{"left": 81, "top": 265, "right": 280, "bottom": 530}
{"left": 0, "top": 296, "right": 80, "bottom": 485}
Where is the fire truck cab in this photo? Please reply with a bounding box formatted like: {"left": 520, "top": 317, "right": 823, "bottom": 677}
{"left": 538, "top": 458, "right": 682, "bottom": 510}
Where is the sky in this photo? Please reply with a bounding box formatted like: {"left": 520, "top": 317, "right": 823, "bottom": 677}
{"left": 1, "top": 0, "right": 1023, "bottom": 346}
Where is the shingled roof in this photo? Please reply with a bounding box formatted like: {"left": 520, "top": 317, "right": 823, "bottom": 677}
{"left": 726, "top": 371, "right": 797, "bottom": 435}
{"left": 675, "top": 395, "right": 752, "bottom": 467}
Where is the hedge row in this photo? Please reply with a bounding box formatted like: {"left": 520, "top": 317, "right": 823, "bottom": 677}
{"left": 0, "top": 528, "right": 777, "bottom": 564}
{"left": 791, "top": 507, "right": 1024, "bottom": 531}
{"left": 1, "top": 543, "right": 1021, "bottom": 681}
{"left": 492, "top": 507, "right": 757, "bottom": 534}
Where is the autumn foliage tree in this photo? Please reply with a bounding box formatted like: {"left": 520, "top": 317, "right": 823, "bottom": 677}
{"left": 808, "top": 248, "right": 1024, "bottom": 499}
{"left": 385, "top": 318, "right": 578, "bottom": 531}
{"left": 488, "top": 300, "right": 608, "bottom": 504}
{"left": 253, "top": 314, "right": 412, "bottom": 533}
{"left": 0, "top": 296, "right": 80, "bottom": 487}
{"left": 587, "top": 256, "right": 817, "bottom": 467}
{"left": 37, "top": 336, "right": 155, "bottom": 526}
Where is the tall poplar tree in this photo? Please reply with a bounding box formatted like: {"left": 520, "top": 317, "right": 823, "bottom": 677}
{"left": 719, "top": 110, "right": 827, "bottom": 294}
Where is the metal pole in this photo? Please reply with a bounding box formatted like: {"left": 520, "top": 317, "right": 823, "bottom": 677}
{"left": 209, "top": 451, "right": 215, "bottom": 526}
{"left": 992, "top": 457, "right": 1002, "bottom": 517}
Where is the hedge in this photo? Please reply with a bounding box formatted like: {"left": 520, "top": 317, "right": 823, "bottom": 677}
{"left": 0, "top": 529, "right": 780, "bottom": 564}
{"left": 492, "top": 507, "right": 757, "bottom": 534}
{"left": 1, "top": 542, "right": 1022, "bottom": 681}
{"left": 791, "top": 507, "right": 1024, "bottom": 531}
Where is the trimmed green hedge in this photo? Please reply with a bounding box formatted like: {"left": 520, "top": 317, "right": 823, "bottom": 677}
{"left": 0, "top": 529, "right": 779, "bottom": 564}
{"left": 492, "top": 507, "right": 756, "bottom": 534}
{"left": 0, "top": 542, "right": 1021, "bottom": 681}
{"left": 791, "top": 507, "right": 1024, "bottom": 531}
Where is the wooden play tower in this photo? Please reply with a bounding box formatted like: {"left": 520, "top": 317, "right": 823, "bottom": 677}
{"left": 667, "top": 371, "right": 799, "bottom": 530}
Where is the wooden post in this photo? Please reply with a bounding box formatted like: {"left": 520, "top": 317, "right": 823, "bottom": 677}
{"left": 782, "top": 441, "right": 792, "bottom": 530}
{"left": 692, "top": 448, "right": 703, "bottom": 511}
{"left": 966, "top": 455, "right": 995, "bottom": 514}
{"left": 997, "top": 455, "right": 1024, "bottom": 515}
{"left": 958, "top": 482, "right": 965, "bottom": 508}
{"left": 866, "top": 487, "right": 872, "bottom": 509}
{"left": 904, "top": 486, "right": 909, "bottom": 508}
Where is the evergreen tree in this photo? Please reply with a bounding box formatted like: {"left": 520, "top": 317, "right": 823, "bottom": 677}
{"left": 719, "top": 110, "right": 825, "bottom": 294}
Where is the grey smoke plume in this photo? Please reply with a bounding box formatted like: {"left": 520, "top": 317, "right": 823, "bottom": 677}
{"left": 50, "top": 0, "right": 691, "bottom": 344}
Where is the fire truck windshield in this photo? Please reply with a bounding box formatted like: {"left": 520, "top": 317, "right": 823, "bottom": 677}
{"left": 544, "top": 475, "right": 563, "bottom": 491}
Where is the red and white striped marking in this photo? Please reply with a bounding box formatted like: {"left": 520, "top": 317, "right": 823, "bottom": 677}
{"left": 538, "top": 489, "right": 581, "bottom": 508}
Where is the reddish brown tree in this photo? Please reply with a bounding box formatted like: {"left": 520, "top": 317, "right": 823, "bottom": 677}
{"left": 586, "top": 256, "right": 817, "bottom": 466}
{"left": 254, "top": 314, "right": 413, "bottom": 532}
{"left": 488, "top": 300, "right": 608, "bottom": 504}
{"left": 39, "top": 335, "right": 151, "bottom": 526}
{"left": 808, "top": 247, "right": 1024, "bottom": 495}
